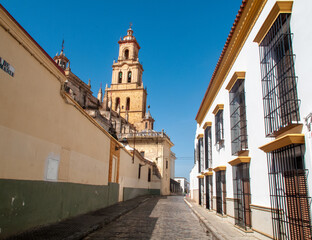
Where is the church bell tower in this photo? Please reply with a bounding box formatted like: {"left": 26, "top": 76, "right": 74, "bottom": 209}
{"left": 106, "top": 25, "right": 147, "bottom": 131}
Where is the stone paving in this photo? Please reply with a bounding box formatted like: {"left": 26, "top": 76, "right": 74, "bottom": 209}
{"left": 84, "top": 196, "right": 209, "bottom": 240}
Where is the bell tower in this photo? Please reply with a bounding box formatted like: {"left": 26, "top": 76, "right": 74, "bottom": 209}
{"left": 106, "top": 25, "right": 147, "bottom": 131}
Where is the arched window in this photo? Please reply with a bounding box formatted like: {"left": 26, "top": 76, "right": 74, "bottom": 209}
{"left": 115, "top": 97, "right": 120, "bottom": 111}
{"left": 118, "top": 71, "right": 122, "bottom": 83}
{"left": 145, "top": 122, "right": 148, "bottom": 129}
{"left": 127, "top": 71, "right": 132, "bottom": 83}
{"left": 126, "top": 98, "right": 130, "bottom": 110}
{"left": 124, "top": 49, "right": 129, "bottom": 59}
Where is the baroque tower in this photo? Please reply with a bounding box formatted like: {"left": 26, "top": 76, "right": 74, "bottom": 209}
{"left": 105, "top": 25, "right": 147, "bottom": 131}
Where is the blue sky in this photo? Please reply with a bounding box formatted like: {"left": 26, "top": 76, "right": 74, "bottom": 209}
{"left": 2, "top": 0, "right": 242, "bottom": 180}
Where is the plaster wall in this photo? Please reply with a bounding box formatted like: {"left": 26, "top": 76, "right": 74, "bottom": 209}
{"left": 0, "top": 24, "right": 111, "bottom": 185}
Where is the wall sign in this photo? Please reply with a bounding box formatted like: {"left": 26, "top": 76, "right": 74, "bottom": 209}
{"left": 0, "top": 57, "right": 15, "bottom": 77}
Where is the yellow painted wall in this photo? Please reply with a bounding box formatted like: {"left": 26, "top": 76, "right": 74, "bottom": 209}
{"left": 0, "top": 16, "right": 110, "bottom": 185}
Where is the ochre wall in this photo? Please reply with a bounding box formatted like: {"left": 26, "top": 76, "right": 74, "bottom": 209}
{"left": 0, "top": 10, "right": 115, "bottom": 237}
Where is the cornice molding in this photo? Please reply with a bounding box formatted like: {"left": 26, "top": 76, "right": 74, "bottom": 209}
{"left": 213, "top": 166, "right": 227, "bottom": 172}
{"left": 259, "top": 134, "right": 305, "bottom": 153}
{"left": 226, "top": 71, "right": 246, "bottom": 91}
{"left": 212, "top": 104, "right": 224, "bottom": 115}
{"left": 254, "top": 1, "right": 293, "bottom": 44}
{"left": 203, "top": 121, "right": 212, "bottom": 129}
{"left": 228, "top": 156, "right": 251, "bottom": 166}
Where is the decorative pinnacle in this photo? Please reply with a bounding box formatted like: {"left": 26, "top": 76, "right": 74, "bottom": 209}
{"left": 129, "top": 22, "right": 132, "bottom": 29}
{"left": 61, "top": 39, "right": 64, "bottom": 51}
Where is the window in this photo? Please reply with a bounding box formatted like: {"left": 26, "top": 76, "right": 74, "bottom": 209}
{"left": 229, "top": 79, "right": 248, "bottom": 155}
{"left": 215, "top": 110, "right": 224, "bottom": 146}
{"left": 205, "top": 175, "right": 213, "bottom": 210}
{"left": 126, "top": 97, "right": 130, "bottom": 110}
{"left": 199, "top": 177, "right": 204, "bottom": 206}
{"left": 140, "top": 151, "right": 145, "bottom": 157}
{"left": 138, "top": 164, "right": 142, "bottom": 179}
{"left": 197, "top": 138, "right": 204, "bottom": 173}
{"left": 233, "top": 163, "right": 251, "bottom": 230}
{"left": 216, "top": 170, "right": 226, "bottom": 215}
{"left": 166, "top": 160, "right": 168, "bottom": 169}
{"left": 127, "top": 71, "right": 132, "bottom": 83}
{"left": 204, "top": 127, "right": 212, "bottom": 169}
{"left": 118, "top": 71, "right": 122, "bottom": 83}
{"left": 115, "top": 97, "right": 120, "bottom": 111}
{"left": 259, "top": 14, "right": 300, "bottom": 137}
{"left": 148, "top": 168, "right": 151, "bottom": 182}
{"left": 145, "top": 122, "right": 148, "bottom": 129}
{"left": 124, "top": 49, "right": 129, "bottom": 59}
{"left": 267, "top": 144, "right": 311, "bottom": 239}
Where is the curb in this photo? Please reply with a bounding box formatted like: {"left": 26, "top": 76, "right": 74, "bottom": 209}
{"left": 184, "top": 198, "right": 224, "bottom": 240}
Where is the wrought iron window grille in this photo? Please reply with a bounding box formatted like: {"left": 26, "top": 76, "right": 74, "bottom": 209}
{"left": 267, "top": 144, "right": 311, "bottom": 240}
{"left": 197, "top": 138, "right": 204, "bottom": 173}
{"left": 216, "top": 170, "right": 226, "bottom": 215}
{"left": 229, "top": 79, "right": 248, "bottom": 155}
{"left": 259, "top": 13, "right": 300, "bottom": 137}
{"left": 204, "top": 126, "right": 212, "bottom": 169}
{"left": 233, "top": 163, "right": 251, "bottom": 230}
{"left": 206, "top": 175, "right": 213, "bottom": 210}
{"left": 215, "top": 110, "right": 224, "bottom": 149}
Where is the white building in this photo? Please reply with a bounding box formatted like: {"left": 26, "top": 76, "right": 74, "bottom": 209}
{"left": 174, "top": 177, "right": 189, "bottom": 194}
{"left": 190, "top": 0, "right": 312, "bottom": 239}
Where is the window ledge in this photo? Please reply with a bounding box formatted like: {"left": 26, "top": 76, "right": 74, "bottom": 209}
{"left": 268, "top": 123, "right": 303, "bottom": 138}
{"left": 259, "top": 134, "right": 305, "bottom": 153}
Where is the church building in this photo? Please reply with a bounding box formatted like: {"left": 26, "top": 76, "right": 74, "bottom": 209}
{"left": 54, "top": 26, "right": 175, "bottom": 196}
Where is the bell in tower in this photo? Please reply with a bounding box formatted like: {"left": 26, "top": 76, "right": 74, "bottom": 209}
{"left": 53, "top": 40, "right": 70, "bottom": 70}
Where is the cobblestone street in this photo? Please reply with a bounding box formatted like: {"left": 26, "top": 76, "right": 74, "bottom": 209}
{"left": 84, "top": 196, "right": 209, "bottom": 240}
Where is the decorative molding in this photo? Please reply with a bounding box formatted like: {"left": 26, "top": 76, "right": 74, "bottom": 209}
{"left": 197, "top": 174, "right": 204, "bottom": 179}
{"left": 259, "top": 134, "right": 305, "bottom": 153}
{"left": 213, "top": 166, "right": 227, "bottom": 172}
{"left": 250, "top": 204, "right": 273, "bottom": 213}
{"left": 212, "top": 104, "right": 224, "bottom": 115}
{"left": 203, "top": 121, "right": 212, "bottom": 129}
{"left": 204, "top": 171, "right": 213, "bottom": 176}
{"left": 197, "top": 134, "right": 204, "bottom": 140}
{"left": 228, "top": 156, "right": 251, "bottom": 166}
{"left": 225, "top": 71, "right": 246, "bottom": 91}
{"left": 254, "top": 1, "right": 293, "bottom": 44}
